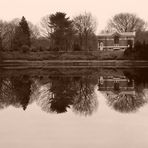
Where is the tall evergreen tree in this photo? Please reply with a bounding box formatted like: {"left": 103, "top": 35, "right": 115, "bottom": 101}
{"left": 13, "top": 16, "right": 31, "bottom": 50}
{"left": 49, "top": 12, "right": 75, "bottom": 51}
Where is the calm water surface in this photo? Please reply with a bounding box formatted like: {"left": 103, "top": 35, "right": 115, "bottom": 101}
{"left": 0, "top": 68, "right": 148, "bottom": 148}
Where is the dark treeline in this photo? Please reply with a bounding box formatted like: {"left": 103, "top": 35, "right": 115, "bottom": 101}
{"left": 124, "top": 31, "right": 148, "bottom": 60}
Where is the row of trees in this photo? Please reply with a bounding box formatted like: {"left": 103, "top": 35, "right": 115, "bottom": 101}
{"left": 0, "top": 12, "right": 97, "bottom": 52}
{"left": 0, "top": 12, "right": 148, "bottom": 52}
{"left": 0, "top": 17, "right": 40, "bottom": 52}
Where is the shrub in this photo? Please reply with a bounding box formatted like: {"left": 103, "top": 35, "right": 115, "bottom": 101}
{"left": 73, "top": 43, "right": 81, "bottom": 51}
{"left": 21, "top": 45, "right": 30, "bottom": 53}
{"left": 30, "top": 46, "right": 37, "bottom": 52}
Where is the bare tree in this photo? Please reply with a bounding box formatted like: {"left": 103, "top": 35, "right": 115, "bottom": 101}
{"left": 0, "top": 20, "right": 4, "bottom": 49}
{"left": 73, "top": 12, "right": 97, "bottom": 50}
{"left": 28, "top": 22, "right": 40, "bottom": 39}
{"left": 107, "top": 13, "right": 147, "bottom": 32}
{"left": 72, "top": 76, "right": 98, "bottom": 116}
{"left": 0, "top": 20, "right": 16, "bottom": 50}
{"left": 40, "top": 15, "right": 52, "bottom": 38}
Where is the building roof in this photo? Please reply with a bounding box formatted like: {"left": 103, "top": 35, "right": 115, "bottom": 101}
{"left": 98, "top": 31, "right": 136, "bottom": 37}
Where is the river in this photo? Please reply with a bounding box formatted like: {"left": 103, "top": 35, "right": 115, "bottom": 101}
{"left": 0, "top": 68, "right": 148, "bottom": 148}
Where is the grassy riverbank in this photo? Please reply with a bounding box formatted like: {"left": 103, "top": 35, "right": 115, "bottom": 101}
{"left": 1, "top": 50, "right": 125, "bottom": 61}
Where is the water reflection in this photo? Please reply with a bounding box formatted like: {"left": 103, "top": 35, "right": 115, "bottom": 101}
{"left": 0, "top": 75, "right": 32, "bottom": 110}
{"left": 0, "top": 68, "right": 148, "bottom": 115}
{"left": 72, "top": 76, "right": 98, "bottom": 116}
{"left": 35, "top": 77, "right": 76, "bottom": 113}
{"left": 98, "top": 69, "right": 148, "bottom": 113}
{"left": 106, "top": 92, "right": 146, "bottom": 113}
{"left": 33, "top": 75, "right": 98, "bottom": 115}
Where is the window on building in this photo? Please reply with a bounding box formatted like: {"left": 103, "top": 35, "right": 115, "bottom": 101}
{"left": 114, "top": 35, "right": 119, "bottom": 45}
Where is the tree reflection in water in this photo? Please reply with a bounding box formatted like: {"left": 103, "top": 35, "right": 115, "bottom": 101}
{"left": 0, "top": 75, "right": 32, "bottom": 110}
{"left": 0, "top": 72, "right": 98, "bottom": 116}
{"left": 34, "top": 75, "right": 98, "bottom": 115}
{"left": 49, "top": 77, "right": 76, "bottom": 113}
{"left": 106, "top": 92, "right": 147, "bottom": 113}
{"left": 72, "top": 76, "right": 98, "bottom": 116}
{"left": 35, "top": 77, "right": 76, "bottom": 113}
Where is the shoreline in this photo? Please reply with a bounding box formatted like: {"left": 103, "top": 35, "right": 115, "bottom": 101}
{"left": 1, "top": 60, "right": 148, "bottom": 69}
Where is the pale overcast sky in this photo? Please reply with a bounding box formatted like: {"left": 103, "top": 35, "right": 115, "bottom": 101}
{"left": 0, "top": 0, "right": 148, "bottom": 33}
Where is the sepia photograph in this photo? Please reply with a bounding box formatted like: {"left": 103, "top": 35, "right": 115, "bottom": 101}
{"left": 0, "top": 0, "right": 148, "bottom": 148}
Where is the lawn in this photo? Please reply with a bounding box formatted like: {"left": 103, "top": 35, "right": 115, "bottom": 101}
{"left": 1, "top": 50, "right": 125, "bottom": 61}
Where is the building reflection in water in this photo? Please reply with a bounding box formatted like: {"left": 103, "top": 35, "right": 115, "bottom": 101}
{"left": 98, "top": 74, "right": 148, "bottom": 113}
